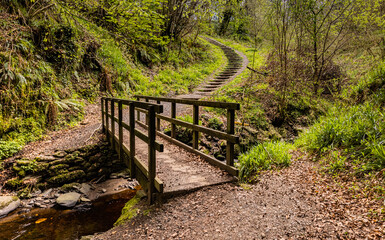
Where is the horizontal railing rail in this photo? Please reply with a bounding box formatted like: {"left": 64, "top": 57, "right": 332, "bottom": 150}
{"left": 101, "top": 97, "right": 164, "bottom": 203}
{"left": 134, "top": 95, "right": 240, "bottom": 176}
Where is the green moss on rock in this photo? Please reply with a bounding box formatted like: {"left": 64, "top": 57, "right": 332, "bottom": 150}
{"left": 47, "top": 170, "right": 86, "bottom": 185}
{"left": 5, "top": 178, "right": 22, "bottom": 189}
{"left": 114, "top": 194, "right": 141, "bottom": 226}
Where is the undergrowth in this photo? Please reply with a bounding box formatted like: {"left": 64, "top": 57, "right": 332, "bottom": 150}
{"left": 238, "top": 141, "right": 294, "bottom": 181}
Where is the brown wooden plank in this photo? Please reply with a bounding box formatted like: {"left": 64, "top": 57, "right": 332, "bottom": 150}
{"left": 118, "top": 101, "right": 125, "bottom": 165}
{"left": 193, "top": 105, "right": 199, "bottom": 149}
{"left": 156, "top": 114, "right": 239, "bottom": 143}
{"left": 134, "top": 95, "right": 240, "bottom": 110}
{"left": 147, "top": 105, "right": 156, "bottom": 204}
{"left": 121, "top": 143, "right": 164, "bottom": 193}
{"left": 156, "top": 131, "right": 239, "bottom": 176}
{"left": 105, "top": 99, "right": 109, "bottom": 143}
{"left": 101, "top": 98, "right": 105, "bottom": 132}
{"left": 111, "top": 100, "right": 115, "bottom": 150}
{"left": 129, "top": 102, "right": 136, "bottom": 178}
{"left": 104, "top": 97, "right": 164, "bottom": 113}
{"left": 113, "top": 116, "right": 163, "bottom": 152}
{"left": 226, "top": 109, "right": 235, "bottom": 166}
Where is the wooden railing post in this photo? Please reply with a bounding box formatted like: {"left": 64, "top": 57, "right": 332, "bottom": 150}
{"left": 171, "top": 102, "right": 176, "bottom": 138}
{"left": 148, "top": 105, "right": 156, "bottom": 204}
{"left": 118, "top": 101, "right": 124, "bottom": 165}
{"left": 129, "top": 102, "right": 136, "bottom": 178}
{"left": 101, "top": 98, "right": 105, "bottom": 132}
{"left": 226, "top": 109, "right": 235, "bottom": 166}
{"left": 105, "top": 99, "right": 109, "bottom": 142}
{"left": 193, "top": 105, "right": 199, "bottom": 149}
{"left": 156, "top": 100, "right": 161, "bottom": 131}
{"left": 111, "top": 100, "right": 115, "bottom": 149}
{"left": 145, "top": 98, "right": 149, "bottom": 125}
{"left": 136, "top": 97, "right": 140, "bottom": 122}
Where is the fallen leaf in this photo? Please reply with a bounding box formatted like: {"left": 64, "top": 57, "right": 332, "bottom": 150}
{"left": 35, "top": 218, "right": 47, "bottom": 224}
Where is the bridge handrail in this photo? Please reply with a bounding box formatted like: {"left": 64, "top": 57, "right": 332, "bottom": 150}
{"left": 134, "top": 95, "right": 240, "bottom": 110}
{"left": 101, "top": 97, "right": 164, "bottom": 204}
{"left": 134, "top": 95, "right": 239, "bottom": 176}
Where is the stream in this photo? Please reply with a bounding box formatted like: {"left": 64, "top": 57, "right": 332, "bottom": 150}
{"left": 0, "top": 189, "right": 136, "bottom": 240}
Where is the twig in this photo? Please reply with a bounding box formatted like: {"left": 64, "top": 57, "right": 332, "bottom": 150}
{"left": 86, "top": 123, "right": 102, "bottom": 143}
{"left": 247, "top": 66, "right": 269, "bottom": 76}
{"left": 30, "top": 3, "right": 55, "bottom": 19}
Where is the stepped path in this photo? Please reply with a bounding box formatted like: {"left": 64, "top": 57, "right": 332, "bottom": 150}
{"left": 178, "top": 37, "right": 249, "bottom": 100}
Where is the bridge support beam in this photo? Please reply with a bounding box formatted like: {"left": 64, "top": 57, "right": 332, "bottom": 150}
{"left": 193, "top": 105, "right": 199, "bottom": 149}
{"left": 129, "top": 102, "right": 136, "bottom": 179}
{"left": 226, "top": 109, "right": 235, "bottom": 167}
{"left": 148, "top": 105, "right": 156, "bottom": 204}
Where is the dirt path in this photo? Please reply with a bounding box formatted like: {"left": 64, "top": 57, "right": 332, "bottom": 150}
{"left": 13, "top": 102, "right": 102, "bottom": 160}
{"left": 93, "top": 157, "right": 384, "bottom": 240}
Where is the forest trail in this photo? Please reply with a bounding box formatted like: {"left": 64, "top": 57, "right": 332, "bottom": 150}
{"left": 94, "top": 156, "right": 384, "bottom": 240}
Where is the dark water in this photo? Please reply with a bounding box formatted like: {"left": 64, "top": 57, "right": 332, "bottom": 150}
{"left": 0, "top": 189, "right": 136, "bottom": 240}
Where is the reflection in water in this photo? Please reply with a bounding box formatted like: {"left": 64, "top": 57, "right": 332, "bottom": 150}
{"left": 0, "top": 189, "right": 136, "bottom": 240}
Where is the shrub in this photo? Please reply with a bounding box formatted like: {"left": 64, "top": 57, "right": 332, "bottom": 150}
{"left": 238, "top": 141, "right": 294, "bottom": 181}
{"left": 0, "top": 141, "right": 22, "bottom": 160}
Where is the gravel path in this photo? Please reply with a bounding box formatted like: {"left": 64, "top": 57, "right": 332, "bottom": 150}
{"left": 93, "top": 157, "right": 385, "bottom": 240}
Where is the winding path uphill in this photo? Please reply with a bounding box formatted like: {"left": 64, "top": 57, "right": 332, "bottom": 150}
{"left": 179, "top": 37, "right": 249, "bottom": 100}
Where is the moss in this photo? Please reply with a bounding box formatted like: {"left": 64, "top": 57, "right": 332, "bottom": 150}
{"left": 61, "top": 182, "right": 81, "bottom": 192}
{"left": 114, "top": 195, "right": 141, "bottom": 226}
{"left": 17, "top": 170, "right": 26, "bottom": 178}
{"left": 47, "top": 170, "right": 86, "bottom": 185}
{"left": 0, "top": 196, "right": 18, "bottom": 209}
{"left": 49, "top": 164, "right": 70, "bottom": 176}
{"left": 5, "top": 178, "right": 22, "bottom": 189}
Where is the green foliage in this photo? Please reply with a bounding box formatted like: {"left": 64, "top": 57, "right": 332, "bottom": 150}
{"left": 238, "top": 141, "right": 294, "bottom": 181}
{"left": 351, "top": 61, "right": 385, "bottom": 105}
{"left": 0, "top": 141, "right": 22, "bottom": 160}
{"left": 207, "top": 117, "right": 224, "bottom": 130}
{"left": 296, "top": 102, "right": 385, "bottom": 171}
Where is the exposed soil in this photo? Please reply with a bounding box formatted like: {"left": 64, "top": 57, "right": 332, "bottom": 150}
{"left": 13, "top": 102, "right": 102, "bottom": 160}
{"left": 93, "top": 156, "right": 384, "bottom": 240}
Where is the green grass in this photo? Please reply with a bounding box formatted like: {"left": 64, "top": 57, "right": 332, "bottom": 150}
{"left": 238, "top": 141, "right": 294, "bottom": 181}
{"left": 134, "top": 37, "right": 226, "bottom": 97}
{"left": 296, "top": 102, "right": 385, "bottom": 171}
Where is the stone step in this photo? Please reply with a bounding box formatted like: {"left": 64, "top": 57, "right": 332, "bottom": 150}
{"left": 197, "top": 88, "right": 213, "bottom": 92}
{"left": 221, "top": 71, "right": 238, "bottom": 74}
{"left": 215, "top": 77, "right": 230, "bottom": 80}
{"left": 202, "top": 85, "right": 219, "bottom": 89}
{"left": 208, "top": 82, "right": 224, "bottom": 86}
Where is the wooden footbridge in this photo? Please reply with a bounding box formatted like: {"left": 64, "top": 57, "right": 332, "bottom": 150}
{"left": 101, "top": 97, "right": 240, "bottom": 203}
{"left": 101, "top": 38, "right": 247, "bottom": 204}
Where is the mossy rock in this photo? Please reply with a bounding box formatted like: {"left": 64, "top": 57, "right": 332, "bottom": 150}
{"left": 74, "top": 157, "right": 85, "bottom": 165}
{"left": 114, "top": 194, "right": 141, "bottom": 226}
{"left": 50, "top": 158, "right": 73, "bottom": 166}
{"left": 48, "top": 164, "right": 70, "bottom": 176}
{"left": 53, "top": 151, "right": 67, "bottom": 158}
{"left": 33, "top": 162, "right": 50, "bottom": 174}
{"left": 89, "top": 153, "right": 102, "bottom": 163}
{"left": 68, "top": 166, "right": 82, "bottom": 172}
{"left": 5, "top": 178, "right": 22, "bottom": 189}
{"left": 79, "top": 144, "right": 99, "bottom": 153}
{"left": 61, "top": 182, "right": 81, "bottom": 192}
{"left": 15, "top": 159, "right": 32, "bottom": 166}
{"left": 47, "top": 170, "right": 86, "bottom": 185}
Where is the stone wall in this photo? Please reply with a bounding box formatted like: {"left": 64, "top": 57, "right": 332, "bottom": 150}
{"left": 5, "top": 142, "right": 125, "bottom": 192}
